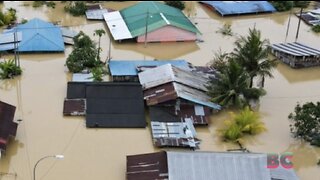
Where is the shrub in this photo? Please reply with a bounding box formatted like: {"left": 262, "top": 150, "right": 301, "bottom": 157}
{"left": 165, "top": 1, "right": 185, "bottom": 10}
{"left": 217, "top": 24, "right": 233, "bottom": 36}
{"left": 0, "top": 59, "right": 22, "bottom": 79}
{"left": 269, "top": 1, "right": 294, "bottom": 12}
{"left": 64, "top": 2, "right": 87, "bottom": 16}
{"left": 221, "top": 107, "right": 266, "bottom": 142}
{"left": 312, "top": 25, "right": 320, "bottom": 33}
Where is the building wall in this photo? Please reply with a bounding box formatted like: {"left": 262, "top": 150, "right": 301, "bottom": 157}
{"left": 137, "top": 25, "right": 197, "bottom": 43}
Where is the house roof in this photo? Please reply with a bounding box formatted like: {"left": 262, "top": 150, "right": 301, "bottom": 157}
{"left": 66, "top": 82, "right": 146, "bottom": 128}
{"left": 127, "top": 151, "right": 299, "bottom": 180}
{"left": 85, "top": 83, "right": 146, "bottom": 128}
{"left": 151, "top": 119, "right": 199, "bottom": 148}
{"left": 138, "top": 64, "right": 209, "bottom": 91}
{"left": 0, "top": 101, "right": 18, "bottom": 151}
{"left": 271, "top": 42, "right": 320, "bottom": 57}
{"left": 86, "top": 9, "right": 110, "bottom": 20}
{"left": 143, "top": 82, "right": 221, "bottom": 110}
{"left": 201, "top": 1, "right": 276, "bottom": 16}
{"left": 4, "top": 18, "right": 65, "bottom": 52}
{"left": 109, "top": 60, "right": 190, "bottom": 76}
{"left": 104, "top": 1, "right": 200, "bottom": 40}
{"left": 166, "top": 151, "right": 299, "bottom": 180}
{"left": 127, "top": 151, "right": 168, "bottom": 180}
{"left": 149, "top": 104, "right": 211, "bottom": 125}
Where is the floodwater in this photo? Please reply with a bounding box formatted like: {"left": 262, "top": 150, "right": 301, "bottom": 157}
{"left": 0, "top": 1, "right": 320, "bottom": 180}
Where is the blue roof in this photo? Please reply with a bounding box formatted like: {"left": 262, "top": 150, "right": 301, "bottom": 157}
{"left": 109, "top": 60, "right": 190, "bottom": 76}
{"left": 201, "top": 1, "right": 276, "bottom": 16}
{"left": 6, "top": 18, "right": 64, "bottom": 52}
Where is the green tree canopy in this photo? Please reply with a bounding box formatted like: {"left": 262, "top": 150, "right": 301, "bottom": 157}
{"left": 232, "top": 28, "right": 277, "bottom": 87}
{"left": 165, "top": 1, "right": 185, "bottom": 10}
{"left": 66, "top": 31, "right": 99, "bottom": 73}
{"left": 289, "top": 102, "right": 320, "bottom": 147}
{"left": 206, "top": 59, "right": 265, "bottom": 108}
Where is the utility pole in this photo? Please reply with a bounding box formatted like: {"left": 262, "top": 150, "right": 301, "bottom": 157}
{"left": 295, "top": 7, "right": 303, "bottom": 42}
{"left": 13, "top": 29, "right": 17, "bottom": 66}
{"left": 108, "top": 35, "right": 111, "bottom": 62}
{"left": 285, "top": 8, "right": 293, "bottom": 42}
{"left": 144, "top": 10, "right": 149, "bottom": 48}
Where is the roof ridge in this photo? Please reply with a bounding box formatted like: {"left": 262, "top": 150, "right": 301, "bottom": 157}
{"left": 37, "top": 33, "right": 64, "bottom": 49}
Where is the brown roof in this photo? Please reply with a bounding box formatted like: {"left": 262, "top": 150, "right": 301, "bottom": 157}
{"left": 127, "top": 151, "right": 168, "bottom": 180}
{"left": 0, "top": 101, "right": 18, "bottom": 151}
{"left": 63, "top": 99, "right": 86, "bottom": 116}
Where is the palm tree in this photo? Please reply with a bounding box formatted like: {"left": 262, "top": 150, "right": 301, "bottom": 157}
{"left": 93, "top": 29, "right": 106, "bottom": 62}
{"left": 232, "top": 28, "right": 277, "bottom": 87}
{"left": 206, "top": 59, "right": 250, "bottom": 108}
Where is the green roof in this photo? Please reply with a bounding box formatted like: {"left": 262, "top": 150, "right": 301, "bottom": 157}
{"left": 120, "top": 1, "right": 201, "bottom": 37}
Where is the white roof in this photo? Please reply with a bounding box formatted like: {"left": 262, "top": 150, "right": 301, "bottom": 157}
{"left": 103, "top": 11, "right": 132, "bottom": 41}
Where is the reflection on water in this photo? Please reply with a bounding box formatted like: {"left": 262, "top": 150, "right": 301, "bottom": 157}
{"left": 0, "top": 1, "right": 320, "bottom": 180}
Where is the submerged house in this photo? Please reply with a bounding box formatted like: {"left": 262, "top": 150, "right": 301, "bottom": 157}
{"left": 0, "top": 18, "right": 64, "bottom": 52}
{"left": 109, "top": 60, "right": 191, "bottom": 82}
{"left": 150, "top": 107, "right": 200, "bottom": 148}
{"left": 271, "top": 42, "right": 320, "bottom": 68}
{"left": 104, "top": 1, "right": 201, "bottom": 42}
{"left": 200, "top": 1, "right": 276, "bottom": 16}
{"left": 138, "top": 64, "right": 220, "bottom": 113}
{"left": 0, "top": 101, "right": 18, "bottom": 157}
{"left": 127, "top": 151, "right": 299, "bottom": 180}
{"left": 0, "top": 18, "right": 78, "bottom": 52}
{"left": 64, "top": 82, "right": 146, "bottom": 128}
{"left": 85, "top": 4, "right": 113, "bottom": 20}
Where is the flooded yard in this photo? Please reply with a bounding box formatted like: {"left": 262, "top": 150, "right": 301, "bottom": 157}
{"left": 0, "top": 1, "right": 320, "bottom": 180}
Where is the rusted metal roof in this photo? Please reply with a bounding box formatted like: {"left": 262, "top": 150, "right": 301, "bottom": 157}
{"left": 144, "top": 82, "right": 220, "bottom": 110}
{"left": 151, "top": 119, "right": 200, "bottom": 148}
{"left": 127, "top": 151, "right": 168, "bottom": 180}
{"left": 63, "top": 99, "right": 86, "bottom": 116}
{"left": 138, "top": 64, "right": 209, "bottom": 91}
{"left": 0, "top": 101, "right": 18, "bottom": 152}
{"left": 149, "top": 104, "right": 211, "bottom": 125}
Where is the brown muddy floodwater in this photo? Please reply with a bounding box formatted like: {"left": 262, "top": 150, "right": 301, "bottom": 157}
{"left": 0, "top": 1, "right": 320, "bottom": 180}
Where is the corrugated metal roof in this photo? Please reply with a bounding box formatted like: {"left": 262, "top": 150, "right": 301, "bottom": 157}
{"left": 143, "top": 82, "right": 220, "bottom": 110}
{"left": 201, "top": 1, "right": 276, "bottom": 16}
{"left": 138, "top": 63, "right": 209, "bottom": 91}
{"left": 127, "top": 151, "right": 299, "bottom": 180}
{"left": 86, "top": 9, "right": 109, "bottom": 20}
{"left": 120, "top": 1, "right": 200, "bottom": 37}
{"left": 174, "top": 82, "right": 220, "bottom": 110}
{"left": 167, "top": 151, "right": 271, "bottom": 180}
{"left": 60, "top": 27, "right": 78, "bottom": 38}
{"left": 127, "top": 151, "right": 168, "bottom": 180}
{"left": 271, "top": 42, "right": 320, "bottom": 57}
{"left": 0, "top": 32, "right": 22, "bottom": 44}
{"left": 63, "top": 99, "right": 86, "bottom": 116}
{"left": 151, "top": 119, "right": 199, "bottom": 148}
{"left": 103, "top": 11, "right": 133, "bottom": 40}
{"left": 109, "top": 60, "right": 190, "bottom": 76}
{"left": 4, "top": 18, "right": 65, "bottom": 52}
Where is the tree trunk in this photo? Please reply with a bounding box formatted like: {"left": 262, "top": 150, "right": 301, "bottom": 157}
{"left": 261, "top": 75, "right": 265, "bottom": 88}
{"left": 97, "top": 37, "right": 101, "bottom": 61}
{"left": 249, "top": 76, "right": 254, "bottom": 88}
